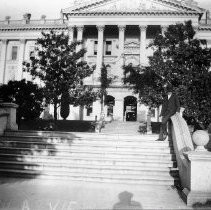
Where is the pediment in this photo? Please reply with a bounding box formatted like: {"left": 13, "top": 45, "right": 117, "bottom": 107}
{"left": 63, "top": 0, "right": 204, "bottom": 14}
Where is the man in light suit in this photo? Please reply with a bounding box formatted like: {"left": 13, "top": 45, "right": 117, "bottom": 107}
{"left": 156, "top": 84, "right": 180, "bottom": 141}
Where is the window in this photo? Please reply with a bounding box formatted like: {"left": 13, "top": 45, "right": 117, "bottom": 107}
{"left": 29, "top": 46, "right": 35, "bottom": 60}
{"left": 11, "top": 46, "right": 18, "bottom": 60}
{"left": 105, "top": 41, "right": 112, "bottom": 55}
{"left": 87, "top": 104, "right": 93, "bottom": 116}
{"left": 94, "top": 41, "right": 98, "bottom": 55}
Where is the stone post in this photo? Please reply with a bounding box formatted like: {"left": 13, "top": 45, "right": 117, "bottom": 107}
{"left": 139, "top": 25, "right": 147, "bottom": 66}
{"left": 17, "top": 39, "right": 26, "bottom": 81}
{"left": 0, "top": 39, "right": 8, "bottom": 84}
{"left": 40, "top": 15, "right": 46, "bottom": 24}
{"left": 96, "top": 25, "right": 105, "bottom": 81}
{"left": 4, "top": 16, "right": 11, "bottom": 25}
{"left": 0, "top": 103, "right": 18, "bottom": 134}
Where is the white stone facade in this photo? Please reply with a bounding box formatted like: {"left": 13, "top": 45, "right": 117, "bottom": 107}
{"left": 0, "top": 0, "right": 211, "bottom": 122}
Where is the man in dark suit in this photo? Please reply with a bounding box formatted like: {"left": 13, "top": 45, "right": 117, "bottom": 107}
{"left": 156, "top": 84, "right": 180, "bottom": 141}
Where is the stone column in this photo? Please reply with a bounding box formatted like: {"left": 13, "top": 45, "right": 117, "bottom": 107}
{"left": 161, "top": 25, "right": 168, "bottom": 36}
{"left": 17, "top": 39, "right": 26, "bottom": 81}
{"left": 0, "top": 39, "right": 8, "bottom": 84}
{"left": 96, "top": 25, "right": 105, "bottom": 80}
{"left": 76, "top": 25, "right": 84, "bottom": 62}
{"left": 139, "top": 25, "right": 147, "bottom": 66}
{"left": 118, "top": 25, "right": 126, "bottom": 59}
{"left": 68, "top": 26, "right": 75, "bottom": 44}
{"left": 76, "top": 25, "right": 84, "bottom": 42}
{"left": 118, "top": 25, "right": 126, "bottom": 80}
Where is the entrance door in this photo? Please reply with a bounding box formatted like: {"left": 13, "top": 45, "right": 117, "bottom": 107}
{"left": 105, "top": 95, "right": 115, "bottom": 117}
{"left": 124, "top": 96, "right": 137, "bottom": 121}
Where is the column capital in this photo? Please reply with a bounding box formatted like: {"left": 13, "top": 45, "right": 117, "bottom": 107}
{"left": 118, "top": 25, "right": 126, "bottom": 32}
{"left": 96, "top": 25, "right": 105, "bottom": 32}
{"left": 139, "top": 25, "right": 147, "bottom": 31}
{"left": 161, "top": 25, "right": 168, "bottom": 30}
{"left": 76, "top": 25, "right": 84, "bottom": 32}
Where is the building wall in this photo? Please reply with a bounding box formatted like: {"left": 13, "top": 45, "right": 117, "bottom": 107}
{"left": 0, "top": 3, "right": 211, "bottom": 122}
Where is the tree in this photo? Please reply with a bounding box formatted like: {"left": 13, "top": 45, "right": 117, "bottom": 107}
{"left": 123, "top": 21, "right": 211, "bottom": 129}
{"left": 23, "top": 30, "right": 97, "bottom": 120}
{"left": 60, "top": 90, "right": 70, "bottom": 120}
{"left": 99, "top": 63, "right": 117, "bottom": 117}
{"left": 0, "top": 79, "right": 44, "bottom": 123}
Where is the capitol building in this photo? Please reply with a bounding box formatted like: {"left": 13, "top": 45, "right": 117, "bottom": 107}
{"left": 0, "top": 0, "right": 210, "bottom": 121}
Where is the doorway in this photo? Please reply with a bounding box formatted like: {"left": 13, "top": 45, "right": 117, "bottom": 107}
{"left": 124, "top": 96, "right": 137, "bottom": 121}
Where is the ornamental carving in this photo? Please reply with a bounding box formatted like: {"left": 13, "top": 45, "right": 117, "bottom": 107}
{"left": 124, "top": 41, "right": 140, "bottom": 55}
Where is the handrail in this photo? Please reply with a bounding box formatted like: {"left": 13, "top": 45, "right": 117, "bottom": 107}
{"left": 171, "top": 113, "right": 194, "bottom": 189}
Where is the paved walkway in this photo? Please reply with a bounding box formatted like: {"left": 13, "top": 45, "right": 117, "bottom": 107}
{"left": 0, "top": 178, "right": 191, "bottom": 210}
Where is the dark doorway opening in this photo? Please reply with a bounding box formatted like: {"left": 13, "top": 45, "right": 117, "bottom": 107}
{"left": 105, "top": 95, "right": 115, "bottom": 117}
{"left": 124, "top": 96, "right": 137, "bottom": 121}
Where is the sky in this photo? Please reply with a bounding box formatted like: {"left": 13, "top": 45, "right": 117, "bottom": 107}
{"left": 0, "top": 0, "right": 210, "bottom": 20}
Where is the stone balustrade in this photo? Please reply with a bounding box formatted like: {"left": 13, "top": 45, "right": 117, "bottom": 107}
{"left": 171, "top": 113, "right": 211, "bottom": 206}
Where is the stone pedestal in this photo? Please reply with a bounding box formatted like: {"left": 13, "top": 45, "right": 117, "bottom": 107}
{"left": 0, "top": 103, "right": 18, "bottom": 132}
{"left": 183, "top": 151, "right": 211, "bottom": 206}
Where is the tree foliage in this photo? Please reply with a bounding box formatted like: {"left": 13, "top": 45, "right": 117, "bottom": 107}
{"left": 123, "top": 21, "right": 211, "bottom": 128}
{"left": 23, "top": 30, "right": 97, "bottom": 120}
{"left": 0, "top": 79, "right": 44, "bottom": 123}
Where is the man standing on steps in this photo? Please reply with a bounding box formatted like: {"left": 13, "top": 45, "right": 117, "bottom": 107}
{"left": 156, "top": 84, "right": 180, "bottom": 141}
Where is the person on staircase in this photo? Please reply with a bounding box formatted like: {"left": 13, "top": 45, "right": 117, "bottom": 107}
{"left": 156, "top": 84, "right": 180, "bottom": 141}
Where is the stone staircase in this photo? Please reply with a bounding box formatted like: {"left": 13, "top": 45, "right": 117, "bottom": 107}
{"left": 0, "top": 129, "right": 179, "bottom": 186}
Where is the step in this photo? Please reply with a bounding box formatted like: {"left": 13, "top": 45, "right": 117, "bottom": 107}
{"left": 3, "top": 130, "right": 159, "bottom": 140}
{"left": 0, "top": 153, "right": 177, "bottom": 167}
{"left": 0, "top": 159, "right": 177, "bottom": 171}
{"left": 0, "top": 141, "right": 174, "bottom": 154}
{"left": 0, "top": 169, "right": 179, "bottom": 186}
{"left": 0, "top": 161, "right": 178, "bottom": 177}
{"left": 0, "top": 136, "right": 173, "bottom": 148}
{"left": 0, "top": 147, "right": 176, "bottom": 160}
{"left": 0, "top": 136, "right": 173, "bottom": 147}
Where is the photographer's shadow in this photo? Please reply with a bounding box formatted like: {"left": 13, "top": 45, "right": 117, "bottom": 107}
{"left": 113, "top": 191, "right": 143, "bottom": 210}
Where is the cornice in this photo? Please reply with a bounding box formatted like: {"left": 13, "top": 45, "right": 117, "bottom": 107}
{"left": 199, "top": 26, "right": 211, "bottom": 31}
{"left": 68, "top": 10, "right": 200, "bottom": 17}
{"left": 0, "top": 25, "right": 68, "bottom": 31}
